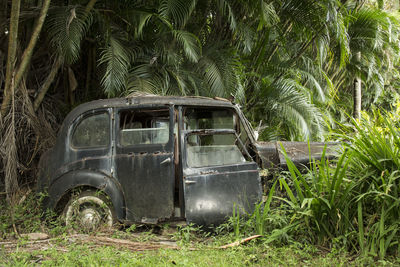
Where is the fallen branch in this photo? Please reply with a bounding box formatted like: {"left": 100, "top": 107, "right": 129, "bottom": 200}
{"left": 0, "top": 233, "right": 179, "bottom": 252}
{"left": 219, "top": 235, "right": 262, "bottom": 249}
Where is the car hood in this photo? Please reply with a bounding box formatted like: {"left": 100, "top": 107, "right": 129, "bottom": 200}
{"left": 254, "top": 141, "right": 341, "bottom": 169}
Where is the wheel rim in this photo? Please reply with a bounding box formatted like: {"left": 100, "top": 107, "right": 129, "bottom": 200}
{"left": 65, "top": 195, "right": 113, "bottom": 231}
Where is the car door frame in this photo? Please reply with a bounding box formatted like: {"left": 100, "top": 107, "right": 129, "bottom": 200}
{"left": 113, "top": 104, "right": 176, "bottom": 223}
{"left": 180, "top": 128, "right": 262, "bottom": 225}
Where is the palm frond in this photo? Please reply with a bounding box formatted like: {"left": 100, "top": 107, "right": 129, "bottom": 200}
{"left": 216, "top": 0, "right": 237, "bottom": 31}
{"left": 235, "top": 22, "right": 256, "bottom": 54}
{"left": 196, "top": 45, "right": 241, "bottom": 98}
{"left": 98, "top": 35, "right": 133, "bottom": 97}
{"left": 258, "top": 1, "right": 279, "bottom": 28}
{"left": 172, "top": 30, "right": 201, "bottom": 62}
{"left": 46, "top": 5, "right": 93, "bottom": 64}
{"left": 127, "top": 62, "right": 170, "bottom": 95}
{"left": 257, "top": 77, "right": 325, "bottom": 140}
{"left": 159, "top": 0, "right": 196, "bottom": 28}
{"left": 136, "top": 11, "right": 154, "bottom": 38}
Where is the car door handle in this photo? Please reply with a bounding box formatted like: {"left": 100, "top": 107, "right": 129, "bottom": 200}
{"left": 160, "top": 157, "right": 171, "bottom": 165}
{"left": 185, "top": 180, "right": 196, "bottom": 184}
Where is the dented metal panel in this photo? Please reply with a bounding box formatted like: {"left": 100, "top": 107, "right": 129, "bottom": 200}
{"left": 183, "top": 163, "right": 262, "bottom": 226}
{"left": 181, "top": 129, "right": 262, "bottom": 225}
{"left": 37, "top": 95, "right": 339, "bottom": 227}
{"left": 115, "top": 152, "right": 175, "bottom": 222}
{"left": 255, "top": 141, "right": 340, "bottom": 169}
{"left": 114, "top": 106, "right": 175, "bottom": 223}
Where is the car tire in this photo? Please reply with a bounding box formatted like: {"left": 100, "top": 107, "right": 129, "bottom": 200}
{"left": 63, "top": 190, "right": 116, "bottom": 232}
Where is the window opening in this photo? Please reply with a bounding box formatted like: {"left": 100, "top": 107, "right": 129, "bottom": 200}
{"left": 186, "top": 132, "right": 249, "bottom": 168}
{"left": 71, "top": 112, "right": 110, "bottom": 148}
{"left": 184, "top": 108, "right": 235, "bottom": 130}
{"left": 119, "top": 109, "right": 169, "bottom": 146}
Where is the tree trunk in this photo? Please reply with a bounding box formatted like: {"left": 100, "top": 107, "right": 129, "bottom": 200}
{"left": 32, "top": 0, "right": 97, "bottom": 110}
{"left": 3, "top": 78, "right": 19, "bottom": 204}
{"left": 33, "top": 58, "right": 62, "bottom": 111}
{"left": 1, "top": 0, "right": 51, "bottom": 117}
{"left": 13, "top": 0, "right": 51, "bottom": 93}
{"left": 353, "top": 52, "right": 362, "bottom": 120}
{"left": 1, "top": 0, "right": 21, "bottom": 117}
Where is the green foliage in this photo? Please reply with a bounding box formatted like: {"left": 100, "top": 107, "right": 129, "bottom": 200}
{"left": 220, "top": 107, "right": 400, "bottom": 260}
{"left": 0, "top": 192, "right": 63, "bottom": 238}
{"left": 99, "top": 34, "right": 133, "bottom": 97}
{"left": 174, "top": 223, "right": 204, "bottom": 244}
{"left": 278, "top": 144, "right": 356, "bottom": 245}
{"left": 15, "top": 0, "right": 400, "bottom": 141}
{"left": 46, "top": 5, "right": 93, "bottom": 64}
{"left": 344, "top": 108, "right": 400, "bottom": 259}
{"left": 159, "top": 0, "right": 196, "bottom": 28}
{"left": 2, "top": 241, "right": 374, "bottom": 266}
{"left": 271, "top": 107, "right": 400, "bottom": 259}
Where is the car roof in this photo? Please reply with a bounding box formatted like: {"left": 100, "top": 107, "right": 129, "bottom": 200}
{"left": 64, "top": 95, "right": 235, "bottom": 124}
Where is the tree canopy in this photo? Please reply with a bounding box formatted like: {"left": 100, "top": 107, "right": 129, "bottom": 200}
{"left": 1, "top": 0, "right": 400, "bottom": 198}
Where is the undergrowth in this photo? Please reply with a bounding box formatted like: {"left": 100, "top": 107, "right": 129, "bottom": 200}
{"left": 1, "top": 108, "right": 400, "bottom": 264}
{"left": 227, "top": 107, "right": 400, "bottom": 260}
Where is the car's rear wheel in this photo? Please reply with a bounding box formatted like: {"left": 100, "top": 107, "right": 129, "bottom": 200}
{"left": 63, "top": 191, "right": 116, "bottom": 232}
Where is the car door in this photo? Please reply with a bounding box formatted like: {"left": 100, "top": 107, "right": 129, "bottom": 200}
{"left": 114, "top": 106, "right": 175, "bottom": 223}
{"left": 182, "top": 129, "right": 262, "bottom": 226}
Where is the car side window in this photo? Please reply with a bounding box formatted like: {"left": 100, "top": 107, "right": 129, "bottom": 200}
{"left": 119, "top": 109, "right": 169, "bottom": 146}
{"left": 71, "top": 112, "right": 110, "bottom": 148}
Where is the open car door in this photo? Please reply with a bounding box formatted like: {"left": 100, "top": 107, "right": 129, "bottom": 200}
{"left": 182, "top": 129, "right": 262, "bottom": 225}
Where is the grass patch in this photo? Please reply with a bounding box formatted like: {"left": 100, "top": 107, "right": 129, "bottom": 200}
{"left": 1, "top": 240, "right": 379, "bottom": 266}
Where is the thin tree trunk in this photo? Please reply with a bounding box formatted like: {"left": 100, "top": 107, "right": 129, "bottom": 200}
{"left": 32, "top": 0, "right": 97, "bottom": 111}
{"left": 33, "top": 58, "right": 62, "bottom": 111}
{"left": 3, "top": 73, "right": 19, "bottom": 204}
{"left": 13, "top": 0, "right": 51, "bottom": 93}
{"left": 85, "top": 0, "right": 97, "bottom": 12}
{"left": 1, "top": 0, "right": 21, "bottom": 117}
{"left": 84, "top": 47, "right": 94, "bottom": 98}
{"left": 1, "top": 0, "right": 50, "bottom": 117}
{"left": 353, "top": 52, "right": 362, "bottom": 120}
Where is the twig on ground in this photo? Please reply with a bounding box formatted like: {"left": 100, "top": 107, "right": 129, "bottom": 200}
{"left": 219, "top": 235, "right": 262, "bottom": 249}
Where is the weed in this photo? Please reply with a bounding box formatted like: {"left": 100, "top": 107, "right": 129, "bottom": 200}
{"left": 125, "top": 224, "right": 137, "bottom": 233}
{"left": 174, "top": 223, "right": 203, "bottom": 244}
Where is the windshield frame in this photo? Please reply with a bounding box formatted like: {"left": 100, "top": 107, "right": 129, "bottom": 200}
{"left": 182, "top": 129, "right": 252, "bottom": 169}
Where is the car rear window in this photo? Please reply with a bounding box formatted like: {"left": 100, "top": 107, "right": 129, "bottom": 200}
{"left": 71, "top": 112, "right": 110, "bottom": 148}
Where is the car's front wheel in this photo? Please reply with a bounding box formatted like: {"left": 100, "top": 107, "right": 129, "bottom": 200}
{"left": 63, "top": 191, "right": 116, "bottom": 232}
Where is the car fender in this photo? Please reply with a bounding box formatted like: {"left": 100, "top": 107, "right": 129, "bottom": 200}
{"left": 46, "top": 169, "right": 126, "bottom": 220}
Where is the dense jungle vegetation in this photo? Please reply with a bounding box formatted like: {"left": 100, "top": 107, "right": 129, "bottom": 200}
{"left": 1, "top": 0, "right": 400, "bottom": 264}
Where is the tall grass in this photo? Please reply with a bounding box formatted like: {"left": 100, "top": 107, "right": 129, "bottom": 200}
{"left": 275, "top": 108, "right": 400, "bottom": 259}
{"left": 230, "top": 108, "right": 400, "bottom": 259}
{"left": 278, "top": 145, "right": 356, "bottom": 247}
{"left": 345, "top": 109, "right": 400, "bottom": 259}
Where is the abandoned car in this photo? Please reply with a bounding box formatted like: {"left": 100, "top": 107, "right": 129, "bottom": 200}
{"left": 37, "top": 95, "right": 334, "bottom": 229}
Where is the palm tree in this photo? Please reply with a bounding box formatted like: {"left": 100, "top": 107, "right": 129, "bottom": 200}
{"left": 326, "top": 4, "right": 400, "bottom": 119}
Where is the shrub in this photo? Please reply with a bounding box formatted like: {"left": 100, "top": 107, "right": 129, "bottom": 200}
{"left": 275, "top": 108, "right": 400, "bottom": 259}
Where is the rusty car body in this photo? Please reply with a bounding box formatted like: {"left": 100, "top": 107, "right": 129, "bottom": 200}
{"left": 37, "top": 95, "right": 335, "bottom": 228}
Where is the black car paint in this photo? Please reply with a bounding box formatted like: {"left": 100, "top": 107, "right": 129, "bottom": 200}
{"left": 37, "top": 96, "right": 335, "bottom": 225}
